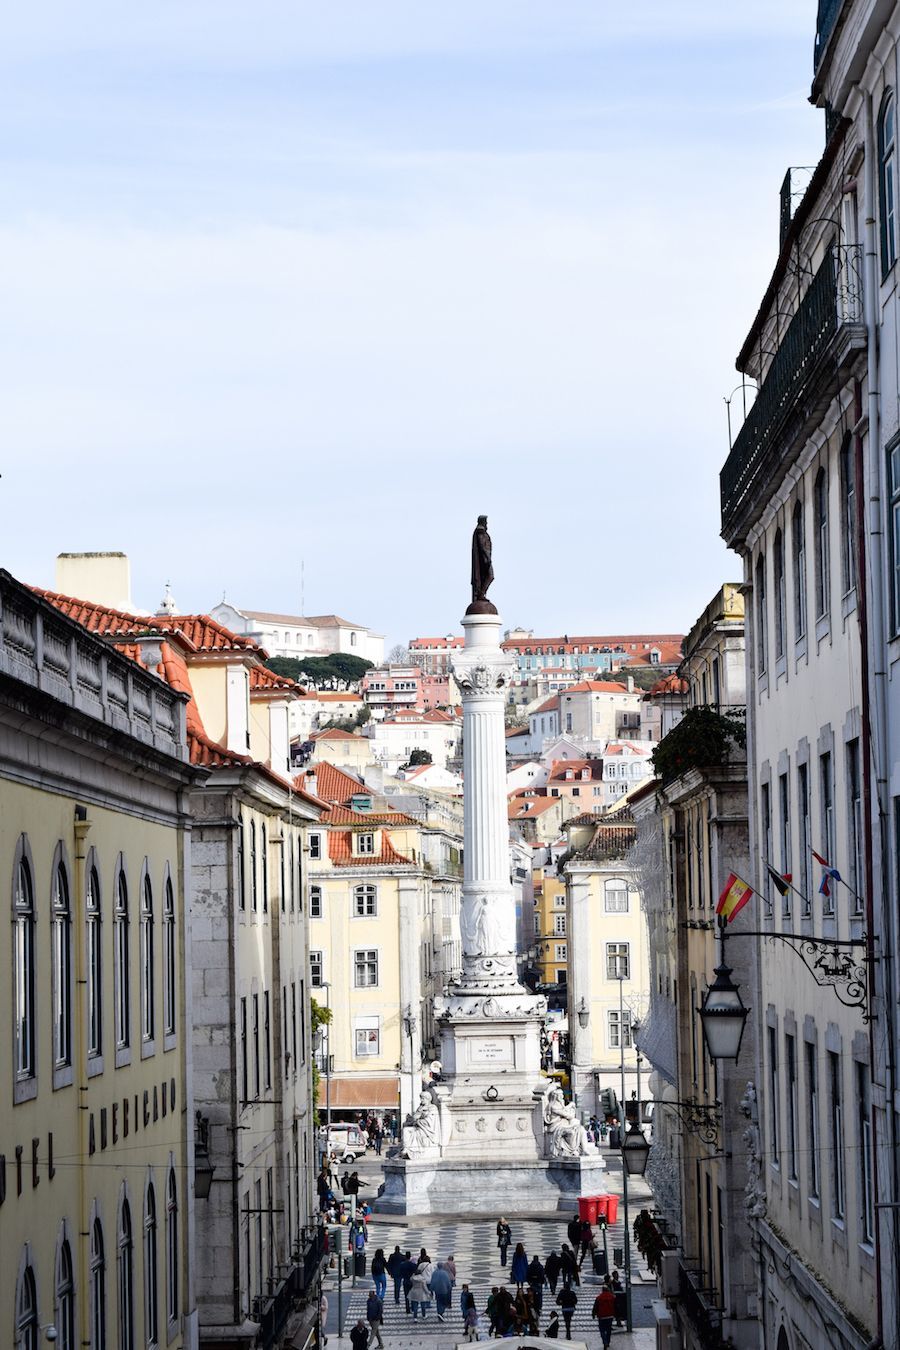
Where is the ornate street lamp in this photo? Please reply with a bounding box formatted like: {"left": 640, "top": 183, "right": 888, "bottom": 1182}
{"left": 576, "top": 997, "right": 590, "bottom": 1029}
{"left": 621, "top": 1123, "right": 651, "bottom": 1177}
{"left": 194, "top": 1112, "right": 215, "bottom": 1200}
{"left": 698, "top": 955, "right": 749, "bottom": 1062}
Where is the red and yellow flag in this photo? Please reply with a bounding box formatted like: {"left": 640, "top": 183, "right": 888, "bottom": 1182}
{"left": 716, "top": 872, "right": 753, "bottom": 923}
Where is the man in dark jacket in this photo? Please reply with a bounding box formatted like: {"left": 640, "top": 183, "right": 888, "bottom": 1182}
{"left": 387, "top": 1246, "right": 405, "bottom": 1304}
{"left": 365, "top": 1290, "right": 385, "bottom": 1348}
{"left": 555, "top": 1284, "right": 577, "bottom": 1338}
{"left": 566, "top": 1213, "right": 582, "bottom": 1248}
{"left": 349, "top": 1320, "right": 369, "bottom": 1350}
{"left": 544, "top": 1250, "right": 562, "bottom": 1295}
{"left": 560, "top": 1244, "right": 580, "bottom": 1288}
{"left": 526, "top": 1255, "right": 546, "bottom": 1315}
{"left": 398, "top": 1252, "right": 416, "bottom": 1313}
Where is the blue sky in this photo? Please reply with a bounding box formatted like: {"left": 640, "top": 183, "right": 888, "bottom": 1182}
{"left": 2, "top": 2, "right": 823, "bottom": 645}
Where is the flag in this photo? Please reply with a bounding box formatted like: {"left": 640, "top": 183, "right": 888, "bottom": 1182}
{"left": 717, "top": 872, "right": 753, "bottom": 923}
{"left": 811, "top": 848, "right": 841, "bottom": 895}
{"left": 766, "top": 864, "right": 792, "bottom": 897}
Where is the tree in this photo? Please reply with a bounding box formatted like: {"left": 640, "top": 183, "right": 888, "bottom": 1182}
{"left": 407, "top": 748, "right": 432, "bottom": 766}
{"left": 388, "top": 643, "right": 411, "bottom": 665}
{"left": 265, "top": 653, "right": 373, "bottom": 686}
{"left": 310, "top": 996, "right": 333, "bottom": 1126}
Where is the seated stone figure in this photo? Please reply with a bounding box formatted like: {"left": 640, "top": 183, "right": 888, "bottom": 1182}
{"left": 544, "top": 1087, "right": 594, "bottom": 1158}
{"left": 400, "top": 1090, "right": 441, "bottom": 1158}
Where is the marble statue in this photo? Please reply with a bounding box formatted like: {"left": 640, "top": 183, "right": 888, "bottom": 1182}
{"left": 400, "top": 1090, "right": 442, "bottom": 1158}
{"left": 470, "top": 516, "right": 495, "bottom": 606}
{"left": 739, "top": 1080, "right": 767, "bottom": 1219}
{"left": 460, "top": 890, "right": 516, "bottom": 958}
{"left": 544, "top": 1087, "right": 594, "bottom": 1157}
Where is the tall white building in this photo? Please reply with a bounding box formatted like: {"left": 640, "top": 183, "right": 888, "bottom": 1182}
{"left": 211, "top": 603, "right": 384, "bottom": 666}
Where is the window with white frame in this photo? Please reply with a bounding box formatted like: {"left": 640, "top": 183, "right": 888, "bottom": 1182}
{"left": 355, "top": 832, "right": 375, "bottom": 857}
{"left": 554, "top": 914, "right": 566, "bottom": 935}
{"left": 114, "top": 869, "right": 130, "bottom": 1052}
{"left": 879, "top": 90, "right": 897, "bottom": 275}
{"left": 14, "top": 851, "right": 36, "bottom": 1082}
{"left": 144, "top": 1182, "right": 159, "bottom": 1347}
{"left": 607, "top": 1008, "right": 632, "bottom": 1049}
{"left": 555, "top": 943, "right": 567, "bottom": 961}
{"left": 353, "top": 884, "right": 377, "bottom": 916}
{"left": 829, "top": 1050, "right": 845, "bottom": 1219}
{"left": 847, "top": 739, "right": 863, "bottom": 915}
{"left": 310, "top": 950, "right": 323, "bottom": 987}
{"left": 792, "top": 499, "right": 807, "bottom": 640}
{"left": 840, "top": 436, "right": 857, "bottom": 594}
{"left": 606, "top": 942, "right": 630, "bottom": 979}
{"left": 857, "top": 1061, "right": 874, "bottom": 1245}
{"left": 890, "top": 441, "right": 900, "bottom": 632}
{"left": 141, "top": 873, "right": 155, "bottom": 1044}
{"left": 354, "top": 949, "right": 379, "bottom": 987}
{"left": 309, "top": 885, "right": 322, "bottom": 917}
{"left": 163, "top": 879, "right": 176, "bottom": 1040}
{"left": 604, "top": 879, "right": 628, "bottom": 913}
{"left": 166, "top": 1169, "right": 179, "bottom": 1324}
{"left": 309, "top": 833, "right": 321, "bottom": 860}
{"left": 820, "top": 751, "right": 835, "bottom": 915}
{"left": 52, "top": 860, "right": 73, "bottom": 1071}
{"left": 814, "top": 467, "right": 830, "bottom": 620}
{"left": 87, "top": 865, "right": 103, "bottom": 1060}
{"left": 354, "top": 1018, "right": 380, "bottom": 1057}
{"left": 118, "top": 1198, "right": 134, "bottom": 1350}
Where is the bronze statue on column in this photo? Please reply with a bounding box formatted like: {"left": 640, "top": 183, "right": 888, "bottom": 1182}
{"left": 468, "top": 515, "right": 497, "bottom": 614}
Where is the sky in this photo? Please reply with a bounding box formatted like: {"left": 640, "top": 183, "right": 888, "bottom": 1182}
{"left": 1, "top": 2, "right": 825, "bottom": 647}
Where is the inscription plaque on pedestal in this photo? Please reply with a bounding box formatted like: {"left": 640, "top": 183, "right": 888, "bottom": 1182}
{"left": 469, "top": 1037, "right": 514, "bottom": 1064}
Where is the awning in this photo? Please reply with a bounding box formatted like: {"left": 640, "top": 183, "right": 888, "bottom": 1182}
{"left": 318, "top": 1076, "right": 400, "bottom": 1109}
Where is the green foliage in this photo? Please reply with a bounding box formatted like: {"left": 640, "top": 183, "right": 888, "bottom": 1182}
{"left": 265, "top": 653, "right": 373, "bottom": 685}
{"left": 310, "top": 995, "right": 333, "bottom": 1126}
{"left": 407, "top": 748, "right": 433, "bottom": 766}
{"left": 651, "top": 704, "right": 746, "bottom": 785}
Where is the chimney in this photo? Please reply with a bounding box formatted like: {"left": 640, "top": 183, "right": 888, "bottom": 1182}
{"left": 304, "top": 768, "right": 318, "bottom": 798}
{"left": 626, "top": 676, "right": 634, "bottom": 693}
{"left": 56, "top": 551, "right": 134, "bottom": 611}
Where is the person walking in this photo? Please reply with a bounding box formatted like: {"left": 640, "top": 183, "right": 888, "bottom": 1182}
{"left": 373, "top": 1121, "right": 384, "bottom": 1156}
{"left": 591, "top": 1286, "right": 616, "bottom": 1349}
{"left": 462, "top": 1292, "right": 478, "bottom": 1342}
{"left": 398, "top": 1251, "right": 416, "bottom": 1313}
{"left": 610, "top": 1269, "right": 626, "bottom": 1327}
{"left": 346, "top": 1171, "right": 365, "bottom": 1199}
{"left": 409, "top": 1264, "right": 431, "bottom": 1320}
{"left": 510, "top": 1243, "right": 529, "bottom": 1292}
{"left": 429, "top": 1260, "right": 453, "bottom": 1321}
{"left": 578, "top": 1219, "right": 593, "bottom": 1268}
{"left": 387, "top": 1246, "right": 404, "bottom": 1304}
{"left": 316, "top": 1167, "right": 331, "bottom": 1212}
{"left": 544, "top": 1249, "right": 562, "bottom": 1296}
{"left": 566, "top": 1213, "right": 582, "bottom": 1250}
{"left": 319, "top": 1291, "right": 329, "bottom": 1347}
{"left": 349, "top": 1319, "right": 369, "bottom": 1350}
{"left": 560, "top": 1244, "right": 580, "bottom": 1288}
{"left": 496, "top": 1217, "right": 512, "bottom": 1268}
{"left": 526, "top": 1255, "right": 546, "bottom": 1316}
{"left": 366, "top": 1289, "right": 385, "bottom": 1349}
{"left": 555, "top": 1283, "right": 577, "bottom": 1338}
{"left": 442, "top": 1254, "right": 458, "bottom": 1285}
{"left": 544, "top": 1310, "right": 560, "bottom": 1339}
{"left": 371, "top": 1249, "right": 387, "bottom": 1302}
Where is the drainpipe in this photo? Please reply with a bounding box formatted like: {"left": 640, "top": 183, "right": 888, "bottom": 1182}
{"left": 73, "top": 809, "right": 92, "bottom": 1350}
{"left": 860, "top": 86, "right": 893, "bottom": 1348}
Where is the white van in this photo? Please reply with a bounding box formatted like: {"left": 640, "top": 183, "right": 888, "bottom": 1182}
{"left": 320, "top": 1124, "right": 367, "bottom": 1162}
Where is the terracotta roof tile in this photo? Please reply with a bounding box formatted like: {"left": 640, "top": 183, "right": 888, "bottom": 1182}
{"left": 249, "top": 665, "right": 304, "bottom": 693}
{"left": 324, "top": 805, "right": 418, "bottom": 826}
{"left": 562, "top": 681, "right": 630, "bottom": 695}
{"left": 300, "top": 761, "right": 372, "bottom": 808}
{"left": 327, "top": 831, "right": 412, "bottom": 866}
{"left": 532, "top": 697, "right": 559, "bottom": 715}
{"left": 547, "top": 759, "right": 604, "bottom": 783}
{"left": 647, "top": 674, "right": 689, "bottom": 696}
{"left": 312, "top": 728, "right": 363, "bottom": 741}
{"left": 32, "top": 588, "right": 264, "bottom": 654}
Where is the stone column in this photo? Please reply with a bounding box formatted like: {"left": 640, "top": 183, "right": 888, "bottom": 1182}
{"left": 452, "top": 612, "right": 521, "bottom": 991}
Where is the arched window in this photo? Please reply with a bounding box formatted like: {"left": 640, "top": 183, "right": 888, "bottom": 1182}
{"left": 792, "top": 499, "right": 807, "bottom": 640}
{"left": 814, "top": 467, "right": 830, "bottom": 619}
{"left": 773, "top": 529, "right": 786, "bottom": 660}
{"left": 237, "top": 820, "right": 246, "bottom": 912}
{"left": 145, "top": 1182, "right": 159, "bottom": 1347}
{"left": 114, "top": 868, "right": 130, "bottom": 1051}
{"left": 839, "top": 435, "right": 857, "bottom": 594}
{"left": 163, "top": 878, "right": 176, "bottom": 1040}
{"left": 755, "top": 552, "right": 768, "bottom": 674}
{"left": 166, "top": 1169, "right": 179, "bottom": 1325}
{"left": 16, "top": 1257, "right": 38, "bottom": 1350}
{"left": 289, "top": 836, "right": 295, "bottom": 912}
{"left": 118, "top": 1198, "right": 135, "bottom": 1350}
{"left": 604, "top": 879, "right": 629, "bottom": 913}
{"left": 250, "top": 822, "right": 258, "bottom": 911}
{"left": 261, "top": 824, "right": 268, "bottom": 913}
{"left": 87, "top": 864, "right": 103, "bottom": 1059}
{"left": 13, "top": 849, "right": 36, "bottom": 1082}
{"left": 141, "top": 873, "right": 154, "bottom": 1044}
{"left": 52, "top": 859, "right": 72, "bottom": 1070}
{"left": 90, "top": 1217, "right": 106, "bottom": 1348}
{"left": 879, "top": 91, "right": 897, "bottom": 275}
{"left": 55, "top": 1236, "right": 75, "bottom": 1350}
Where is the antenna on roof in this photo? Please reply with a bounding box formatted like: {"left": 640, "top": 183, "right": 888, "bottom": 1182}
{"left": 301, "top": 558, "right": 305, "bottom": 618}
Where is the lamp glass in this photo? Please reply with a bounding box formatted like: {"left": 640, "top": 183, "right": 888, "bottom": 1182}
{"left": 194, "top": 1155, "right": 215, "bottom": 1200}
{"left": 621, "top": 1124, "right": 651, "bottom": 1177}
{"left": 698, "top": 962, "right": 748, "bottom": 1062}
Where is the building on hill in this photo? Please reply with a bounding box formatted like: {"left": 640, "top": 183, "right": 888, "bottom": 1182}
{"left": 508, "top": 791, "right": 570, "bottom": 845}
{"left": 32, "top": 566, "right": 327, "bottom": 1348}
{"left": 210, "top": 602, "right": 384, "bottom": 666}
{"left": 546, "top": 758, "right": 605, "bottom": 808}
{"left": 365, "top": 708, "right": 462, "bottom": 775}
{"left": 407, "top": 634, "right": 465, "bottom": 675}
{"left": 640, "top": 673, "right": 689, "bottom": 742}
{"left": 299, "top": 762, "right": 462, "bottom": 1121}
{"left": 599, "top": 741, "right": 655, "bottom": 808}
{"left": 309, "top": 727, "right": 374, "bottom": 774}
{"left": 559, "top": 680, "right": 642, "bottom": 742}
{"left": 0, "top": 571, "right": 201, "bottom": 1350}
{"left": 361, "top": 664, "right": 458, "bottom": 718}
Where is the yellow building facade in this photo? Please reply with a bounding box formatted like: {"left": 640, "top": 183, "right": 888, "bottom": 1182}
{"left": 532, "top": 865, "right": 569, "bottom": 986}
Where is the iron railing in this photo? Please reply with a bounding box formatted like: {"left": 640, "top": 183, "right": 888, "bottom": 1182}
{"left": 256, "top": 1228, "right": 327, "bottom": 1350}
{"left": 677, "top": 1264, "right": 725, "bottom": 1348}
{"left": 720, "top": 244, "right": 863, "bottom": 536}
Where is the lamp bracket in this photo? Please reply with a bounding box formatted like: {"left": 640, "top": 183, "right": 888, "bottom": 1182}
{"left": 726, "top": 929, "right": 870, "bottom": 1021}
{"left": 657, "top": 1099, "right": 721, "bottom": 1146}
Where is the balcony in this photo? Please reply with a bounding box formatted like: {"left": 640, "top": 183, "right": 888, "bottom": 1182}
{"left": 720, "top": 243, "right": 864, "bottom": 541}
{"left": 676, "top": 1263, "right": 726, "bottom": 1349}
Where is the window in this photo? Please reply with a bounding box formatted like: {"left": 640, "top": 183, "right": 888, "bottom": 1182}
{"left": 755, "top": 552, "right": 767, "bottom": 673}
{"left": 263, "top": 991, "right": 271, "bottom": 1091}
{"left": 240, "top": 997, "right": 248, "bottom": 1103}
{"left": 266, "top": 1168, "right": 275, "bottom": 1284}
{"left": 163, "top": 879, "right": 176, "bottom": 1039}
{"left": 879, "top": 90, "right": 897, "bottom": 275}
{"left": 310, "top": 884, "right": 322, "bottom": 918}
{"left": 554, "top": 914, "right": 566, "bottom": 935}
{"left": 87, "top": 865, "right": 103, "bottom": 1059}
{"left": 786, "top": 1034, "right": 798, "bottom": 1182}
{"left": 857, "top": 1063, "right": 874, "bottom": 1245}
{"left": 798, "top": 762, "right": 812, "bottom": 916}
{"left": 145, "top": 1183, "right": 159, "bottom": 1347}
{"left": 90, "top": 1218, "right": 106, "bottom": 1349}
{"left": 353, "top": 884, "right": 377, "bottom": 916}
{"left": 773, "top": 528, "right": 786, "bottom": 659}
{"left": 829, "top": 1051, "right": 845, "bottom": 1219}
{"left": 814, "top": 468, "right": 830, "bottom": 620}
{"left": 534, "top": 914, "right": 540, "bottom": 934}
{"left": 761, "top": 782, "right": 772, "bottom": 907}
{"left": 166, "top": 1170, "right": 179, "bottom": 1324}
{"left": 250, "top": 822, "right": 258, "bottom": 911}
{"left": 237, "top": 820, "right": 246, "bottom": 911}
{"left": 604, "top": 879, "right": 629, "bottom": 913}
{"left": 118, "top": 1199, "right": 135, "bottom": 1350}
{"left": 310, "top": 951, "right": 323, "bottom": 987}
{"left": 891, "top": 442, "right": 900, "bottom": 630}
{"left": 354, "top": 949, "right": 379, "bottom": 987}
{"left": 309, "top": 833, "right": 321, "bottom": 860}
{"left": 261, "top": 824, "right": 268, "bottom": 912}
{"left": 768, "top": 1026, "right": 780, "bottom": 1166}
{"left": 608, "top": 1009, "right": 632, "bottom": 1049}
{"left": 356, "top": 832, "right": 375, "bottom": 857}
{"left": 565, "top": 713, "right": 573, "bottom": 732}
{"left": 355, "top": 1023, "right": 380, "bottom": 1057}
{"left": 606, "top": 943, "right": 630, "bottom": 979}
{"left": 16, "top": 1258, "right": 38, "bottom": 1350}
{"left": 141, "top": 874, "right": 154, "bottom": 1044}
{"left": 13, "top": 853, "right": 36, "bottom": 1081}
{"left": 555, "top": 943, "right": 567, "bottom": 961}
{"left": 56, "top": 1237, "right": 75, "bottom": 1350}
{"left": 847, "top": 739, "right": 863, "bottom": 915}
{"left": 52, "top": 861, "right": 72, "bottom": 1070}
{"left": 807, "top": 1042, "right": 820, "bottom": 1199}
{"left": 114, "top": 869, "right": 130, "bottom": 1053}
{"left": 252, "top": 993, "right": 260, "bottom": 1098}
{"left": 840, "top": 436, "right": 857, "bottom": 593}
{"left": 820, "top": 752, "right": 835, "bottom": 916}
{"left": 792, "top": 500, "right": 807, "bottom": 640}
{"left": 779, "top": 773, "right": 791, "bottom": 918}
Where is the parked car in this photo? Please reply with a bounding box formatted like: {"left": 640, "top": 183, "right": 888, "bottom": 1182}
{"left": 320, "top": 1124, "right": 367, "bottom": 1162}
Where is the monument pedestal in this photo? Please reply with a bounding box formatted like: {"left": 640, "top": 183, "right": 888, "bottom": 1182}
{"left": 378, "top": 1154, "right": 607, "bottom": 1216}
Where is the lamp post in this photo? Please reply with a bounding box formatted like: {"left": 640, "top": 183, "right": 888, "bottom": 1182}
{"left": 317, "top": 981, "right": 333, "bottom": 1160}
{"left": 403, "top": 1005, "right": 418, "bottom": 1113}
{"left": 617, "top": 968, "right": 634, "bottom": 1334}
{"left": 698, "top": 928, "right": 749, "bottom": 1063}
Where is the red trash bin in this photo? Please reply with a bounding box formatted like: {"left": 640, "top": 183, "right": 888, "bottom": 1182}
{"left": 594, "top": 1195, "right": 609, "bottom": 1222}
{"left": 578, "top": 1195, "right": 599, "bottom": 1224}
{"left": 605, "top": 1194, "right": 619, "bottom": 1224}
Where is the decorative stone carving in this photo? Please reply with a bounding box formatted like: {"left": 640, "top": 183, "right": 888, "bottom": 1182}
{"left": 400, "top": 1089, "right": 442, "bottom": 1158}
{"left": 515, "top": 1118, "right": 527, "bottom": 1132}
{"left": 497, "top": 1117, "right": 508, "bottom": 1133}
{"left": 475, "top": 1117, "right": 487, "bottom": 1133}
{"left": 544, "top": 1087, "right": 595, "bottom": 1157}
{"left": 739, "top": 1080, "right": 767, "bottom": 1219}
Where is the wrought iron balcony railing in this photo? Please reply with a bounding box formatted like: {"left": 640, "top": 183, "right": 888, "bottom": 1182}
{"left": 720, "top": 243, "right": 863, "bottom": 538}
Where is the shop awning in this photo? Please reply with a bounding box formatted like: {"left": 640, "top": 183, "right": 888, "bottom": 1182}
{"left": 318, "top": 1076, "right": 400, "bottom": 1109}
